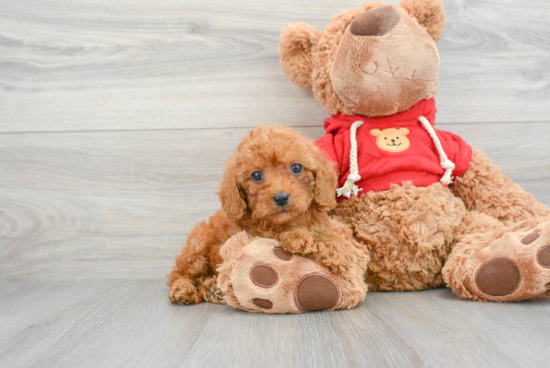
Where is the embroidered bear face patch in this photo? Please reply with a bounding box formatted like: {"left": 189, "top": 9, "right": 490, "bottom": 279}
{"left": 370, "top": 127, "right": 410, "bottom": 152}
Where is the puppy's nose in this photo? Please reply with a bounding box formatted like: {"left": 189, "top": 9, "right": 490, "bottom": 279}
{"left": 273, "top": 192, "right": 290, "bottom": 207}
{"left": 350, "top": 5, "right": 401, "bottom": 37}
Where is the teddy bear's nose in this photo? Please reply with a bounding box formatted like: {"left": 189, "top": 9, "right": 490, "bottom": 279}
{"left": 350, "top": 5, "right": 402, "bottom": 37}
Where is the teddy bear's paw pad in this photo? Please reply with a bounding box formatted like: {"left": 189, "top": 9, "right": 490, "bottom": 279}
{"left": 537, "top": 245, "right": 550, "bottom": 268}
{"left": 250, "top": 264, "right": 279, "bottom": 288}
{"left": 471, "top": 221, "right": 550, "bottom": 301}
{"left": 225, "top": 237, "right": 351, "bottom": 313}
{"left": 252, "top": 298, "right": 273, "bottom": 309}
{"left": 273, "top": 247, "right": 292, "bottom": 261}
{"left": 474, "top": 258, "right": 521, "bottom": 297}
{"left": 521, "top": 232, "right": 540, "bottom": 245}
{"left": 295, "top": 273, "right": 340, "bottom": 311}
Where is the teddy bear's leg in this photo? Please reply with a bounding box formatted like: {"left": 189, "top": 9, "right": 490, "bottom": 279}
{"left": 451, "top": 149, "right": 550, "bottom": 224}
{"left": 217, "top": 232, "right": 368, "bottom": 313}
{"left": 444, "top": 210, "right": 550, "bottom": 301}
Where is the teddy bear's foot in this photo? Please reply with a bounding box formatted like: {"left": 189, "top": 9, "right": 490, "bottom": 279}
{"left": 217, "top": 232, "right": 367, "bottom": 313}
{"left": 463, "top": 221, "right": 550, "bottom": 302}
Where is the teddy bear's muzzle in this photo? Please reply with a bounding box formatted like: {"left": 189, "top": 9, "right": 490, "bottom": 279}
{"left": 350, "top": 5, "right": 401, "bottom": 37}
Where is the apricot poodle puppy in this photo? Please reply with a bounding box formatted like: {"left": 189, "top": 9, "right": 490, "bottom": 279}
{"left": 167, "top": 125, "right": 368, "bottom": 313}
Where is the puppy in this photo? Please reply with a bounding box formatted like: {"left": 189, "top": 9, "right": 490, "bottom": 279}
{"left": 167, "top": 125, "right": 368, "bottom": 311}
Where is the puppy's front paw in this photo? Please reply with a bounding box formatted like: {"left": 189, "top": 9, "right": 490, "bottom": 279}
{"left": 197, "top": 276, "right": 227, "bottom": 305}
{"left": 169, "top": 278, "right": 203, "bottom": 305}
{"left": 277, "top": 228, "right": 315, "bottom": 253}
{"left": 217, "top": 235, "right": 367, "bottom": 313}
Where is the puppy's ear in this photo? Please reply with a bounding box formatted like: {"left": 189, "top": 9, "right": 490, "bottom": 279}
{"left": 400, "top": 0, "right": 446, "bottom": 42}
{"left": 219, "top": 156, "right": 248, "bottom": 221}
{"left": 311, "top": 144, "right": 338, "bottom": 211}
{"left": 279, "top": 23, "right": 322, "bottom": 87}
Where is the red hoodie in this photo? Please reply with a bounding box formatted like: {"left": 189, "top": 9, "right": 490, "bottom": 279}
{"left": 315, "top": 98, "right": 472, "bottom": 202}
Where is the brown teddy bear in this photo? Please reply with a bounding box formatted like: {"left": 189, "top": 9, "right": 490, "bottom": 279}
{"left": 278, "top": 0, "right": 550, "bottom": 302}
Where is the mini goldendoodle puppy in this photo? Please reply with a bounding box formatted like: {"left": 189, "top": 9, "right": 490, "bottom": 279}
{"left": 167, "top": 125, "right": 368, "bottom": 313}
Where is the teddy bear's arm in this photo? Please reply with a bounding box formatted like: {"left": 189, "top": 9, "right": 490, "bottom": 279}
{"left": 451, "top": 149, "right": 550, "bottom": 224}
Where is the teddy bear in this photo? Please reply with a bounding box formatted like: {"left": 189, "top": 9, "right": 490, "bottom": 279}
{"left": 277, "top": 0, "right": 550, "bottom": 302}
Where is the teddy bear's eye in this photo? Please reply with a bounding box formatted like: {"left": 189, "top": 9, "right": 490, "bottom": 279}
{"left": 384, "top": 137, "right": 387, "bottom": 140}
{"left": 291, "top": 163, "right": 303, "bottom": 174}
{"left": 251, "top": 171, "right": 263, "bottom": 182}
{"left": 396, "top": 137, "right": 399, "bottom": 139}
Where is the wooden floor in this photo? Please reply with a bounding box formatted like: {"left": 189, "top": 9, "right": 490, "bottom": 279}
{"left": 2, "top": 280, "right": 550, "bottom": 368}
{"left": 1, "top": 0, "right": 550, "bottom": 367}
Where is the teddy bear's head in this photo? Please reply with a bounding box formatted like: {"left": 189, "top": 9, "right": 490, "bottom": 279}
{"left": 279, "top": 0, "right": 446, "bottom": 117}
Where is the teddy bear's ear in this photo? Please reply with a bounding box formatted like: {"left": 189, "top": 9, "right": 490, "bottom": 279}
{"left": 399, "top": 127, "right": 410, "bottom": 135}
{"left": 400, "top": 0, "right": 446, "bottom": 42}
{"left": 279, "top": 23, "right": 323, "bottom": 87}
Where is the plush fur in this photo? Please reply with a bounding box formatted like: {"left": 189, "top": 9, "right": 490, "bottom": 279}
{"left": 279, "top": 1, "right": 445, "bottom": 117}
{"left": 279, "top": 0, "right": 550, "bottom": 302}
{"left": 167, "top": 125, "right": 368, "bottom": 310}
{"left": 217, "top": 232, "right": 368, "bottom": 313}
{"left": 169, "top": 0, "right": 550, "bottom": 308}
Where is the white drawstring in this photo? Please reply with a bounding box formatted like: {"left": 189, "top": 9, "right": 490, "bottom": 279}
{"left": 418, "top": 116, "right": 455, "bottom": 185}
{"left": 337, "top": 121, "right": 363, "bottom": 198}
{"left": 337, "top": 116, "right": 456, "bottom": 199}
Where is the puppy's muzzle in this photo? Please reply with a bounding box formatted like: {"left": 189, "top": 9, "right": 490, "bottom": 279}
{"left": 273, "top": 192, "right": 290, "bottom": 207}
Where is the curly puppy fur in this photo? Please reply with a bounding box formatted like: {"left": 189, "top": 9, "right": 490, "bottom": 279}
{"left": 167, "top": 125, "right": 368, "bottom": 305}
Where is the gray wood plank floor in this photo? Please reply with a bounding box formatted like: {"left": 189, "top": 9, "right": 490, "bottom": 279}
{"left": 1, "top": 280, "right": 550, "bottom": 368}
{"left": 1, "top": 0, "right": 550, "bottom": 366}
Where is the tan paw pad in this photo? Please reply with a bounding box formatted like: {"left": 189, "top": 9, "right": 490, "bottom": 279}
{"left": 252, "top": 298, "right": 273, "bottom": 309}
{"left": 475, "top": 258, "right": 521, "bottom": 297}
{"left": 537, "top": 245, "right": 550, "bottom": 268}
{"left": 273, "top": 247, "right": 292, "bottom": 261}
{"left": 295, "top": 273, "right": 341, "bottom": 311}
{"left": 250, "top": 264, "right": 279, "bottom": 288}
{"left": 521, "top": 232, "right": 539, "bottom": 245}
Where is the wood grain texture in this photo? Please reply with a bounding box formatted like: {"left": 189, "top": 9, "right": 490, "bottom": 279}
{"left": 0, "top": 0, "right": 549, "bottom": 133}
{"left": 1, "top": 281, "right": 550, "bottom": 368}
{"left": 2, "top": 1, "right": 550, "bottom": 366}
{"left": 1, "top": 124, "right": 549, "bottom": 280}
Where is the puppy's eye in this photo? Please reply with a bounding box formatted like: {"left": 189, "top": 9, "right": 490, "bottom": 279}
{"left": 251, "top": 171, "right": 263, "bottom": 182}
{"left": 291, "top": 163, "right": 303, "bottom": 175}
